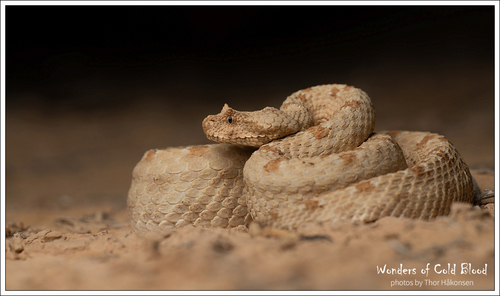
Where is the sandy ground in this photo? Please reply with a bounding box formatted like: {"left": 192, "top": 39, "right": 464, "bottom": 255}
{"left": 4, "top": 60, "right": 496, "bottom": 291}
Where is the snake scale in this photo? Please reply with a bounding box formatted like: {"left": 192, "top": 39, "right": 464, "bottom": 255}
{"left": 128, "top": 84, "right": 475, "bottom": 232}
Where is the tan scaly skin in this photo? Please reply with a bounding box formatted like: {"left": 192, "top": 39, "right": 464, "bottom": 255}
{"left": 127, "top": 84, "right": 475, "bottom": 232}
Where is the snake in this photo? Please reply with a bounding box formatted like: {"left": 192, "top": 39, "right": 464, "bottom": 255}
{"left": 127, "top": 84, "right": 476, "bottom": 232}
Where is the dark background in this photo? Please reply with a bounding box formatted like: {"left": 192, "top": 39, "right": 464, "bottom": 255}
{"left": 7, "top": 6, "right": 494, "bottom": 108}
{"left": 5, "top": 5, "right": 495, "bottom": 210}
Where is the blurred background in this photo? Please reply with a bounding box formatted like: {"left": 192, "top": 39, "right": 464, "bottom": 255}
{"left": 5, "top": 5, "right": 495, "bottom": 213}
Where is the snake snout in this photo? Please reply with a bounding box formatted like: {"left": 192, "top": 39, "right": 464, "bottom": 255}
{"left": 202, "top": 115, "right": 226, "bottom": 144}
{"left": 202, "top": 115, "right": 216, "bottom": 134}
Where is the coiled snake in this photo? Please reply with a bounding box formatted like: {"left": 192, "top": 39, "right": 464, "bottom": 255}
{"left": 128, "top": 84, "right": 475, "bottom": 232}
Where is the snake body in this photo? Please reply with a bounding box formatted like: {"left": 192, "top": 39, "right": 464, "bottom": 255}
{"left": 128, "top": 84, "right": 475, "bottom": 232}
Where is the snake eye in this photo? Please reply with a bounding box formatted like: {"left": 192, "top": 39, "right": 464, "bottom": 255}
{"left": 227, "top": 115, "right": 233, "bottom": 124}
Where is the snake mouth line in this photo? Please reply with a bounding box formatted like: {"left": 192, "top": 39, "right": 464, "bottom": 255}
{"left": 208, "top": 134, "right": 273, "bottom": 147}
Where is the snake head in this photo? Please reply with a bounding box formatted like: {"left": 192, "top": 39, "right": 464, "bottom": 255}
{"left": 202, "top": 104, "right": 301, "bottom": 147}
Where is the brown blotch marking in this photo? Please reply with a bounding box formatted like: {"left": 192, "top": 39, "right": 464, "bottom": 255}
{"left": 187, "top": 145, "right": 210, "bottom": 157}
{"left": 410, "top": 165, "right": 427, "bottom": 177}
{"left": 339, "top": 152, "right": 357, "bottom": 165}
{"left": 343, "top": 85, "right": 354, "bottom": 91}
{"left": 436, "top": 151, "right": 452, "bottom": 162}
{"left": 300, "top": 87, "right": 313, "bottom": 95}
{"left": 355, "top": 180, "right": 375, "bottom": 192}
{"left": 259, "top": 145, "right": 284, "bottom": 155}
{"left": 299, "top": 200, "right": 323, "bottom": 211}
{"left": 293, "top": 93, "right": 308, "bottom": 103}
{"left": 309, "top": 125, "right": 330, "bottom": 139}
{"left": 417, "top": 134, "right": 434, "bottom": 148}
{"left": 427, "top": 146, "right": 444, "bottom": 156}
{"left": 330, "top": 87, "right": 340, "bottom": 98}
{"left": 263, "top": 157, "right": 290, "bottom": 173}
{"left": 145, "top": 149, "right": 158, "bottom": 161}
{"left": 423, "top": 138, "right": 453, "bottom": 163}
{"left": 340, "top": 99, "right": 361, "bottom": 110}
